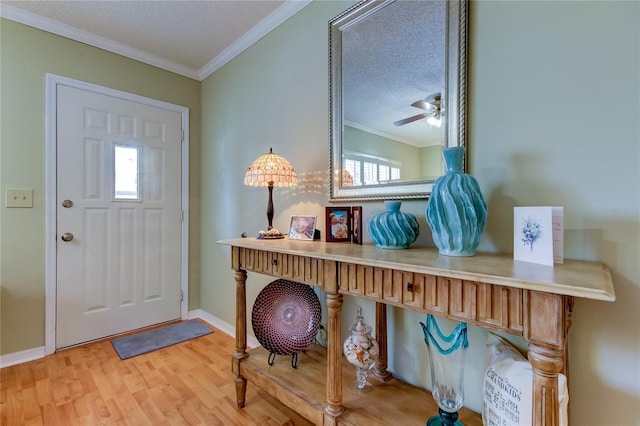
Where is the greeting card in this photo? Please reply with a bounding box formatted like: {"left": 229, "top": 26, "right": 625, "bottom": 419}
{"left": 514, "top": 207, "right": 564, "bottom": 266}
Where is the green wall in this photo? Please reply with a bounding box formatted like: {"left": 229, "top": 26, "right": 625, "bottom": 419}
{"left": 420, "top": 144, "right": 443, "bottom": 180}
{"left": 201, "top": 1, "right": 639, "bottom": 423}
{"left": 2, "top": 0, "right": 639, "bottom": 424}
{"left": 200, "top": 1, "right": 354, "bottom": 357}
{"left": 343, "top": 126, "right": 444, "bottom": 181}
{"left": 0, "top": 19, "right": 202, "bottom": 354}
{"left": 344, "top": 125, "right": 424, "bottom": 181}
{"left": 343, "top": 125, "right": 444, "bottom": 182}
{"left": 469, "top": 3, "right": 639, "bottom": 419}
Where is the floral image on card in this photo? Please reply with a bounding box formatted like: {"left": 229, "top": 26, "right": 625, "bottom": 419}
{"left": 514, "top": 207, "right": 557, "bottom": 266}
{"left": 521, "top": 215, "right": 543, "bottom": 251}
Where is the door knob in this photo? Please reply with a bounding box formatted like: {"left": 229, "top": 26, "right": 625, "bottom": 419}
{"left": 61, "top": 199, "right": 73, "bottom": 208}
{"left": 61, "top": 232, "right": 74, "bottom": 242}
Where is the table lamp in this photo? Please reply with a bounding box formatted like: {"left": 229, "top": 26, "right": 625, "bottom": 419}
{"left": 342, "top": 169, "right": 354, "bottom": 186}
{"left": 244, "top": 148, "right": 298, "bottom": 236}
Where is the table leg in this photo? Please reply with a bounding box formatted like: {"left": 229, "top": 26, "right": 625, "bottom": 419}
{"left": 524, "top": 291, "right": 571, "bottom": 426}
{"left": 528, "top": 343, "right": 563, "bottom": 426}
{"left": 232, "top": 269, "right": 248, "bottom": 408}
{"left": 325, "top": 291, "right": 344, "bottom": 418}
{"left": 372, "top": 302, "right": 392, "bottom": 381}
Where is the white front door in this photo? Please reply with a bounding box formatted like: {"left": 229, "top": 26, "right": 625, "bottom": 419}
{"left": 55, "top": 83, "right": 184, "bottom": 349}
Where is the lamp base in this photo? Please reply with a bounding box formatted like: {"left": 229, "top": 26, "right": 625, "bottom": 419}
{"left": 256, "top": 235, "right": 285, "bottom": 240}
{"left": 256, "top": 227, "right": 285, "bottom": 239}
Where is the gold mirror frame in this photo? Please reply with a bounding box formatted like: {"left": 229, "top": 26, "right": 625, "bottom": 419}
{"left": 329, "top": 0, "right": 468, "bottom": 202}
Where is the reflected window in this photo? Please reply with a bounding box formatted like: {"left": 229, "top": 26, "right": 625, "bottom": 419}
{"left": 363, "top": 162, "right": 378, "bottom": 186}
{"left": 379, "top": 165, "right": 390, "bottom": 182}
{"left": 114, "top": 145, "right": 140, "bottom": 200}
{"left": 344, "top": 153, "right": 401, "bottom": 186}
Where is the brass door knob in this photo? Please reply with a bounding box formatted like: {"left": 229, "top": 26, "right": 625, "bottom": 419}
{"left": 61, "top": 233, "right": 74, "bottom": 242}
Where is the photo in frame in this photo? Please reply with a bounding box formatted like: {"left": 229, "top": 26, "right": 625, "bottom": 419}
{"left": 325, "top": 207, "right": 351, "bottom": 242}
{"left": 351, "top": 206, "right": 363, "bottom": 245}
{"left": 288, "top": 215, "right": 317, "bottom": 241}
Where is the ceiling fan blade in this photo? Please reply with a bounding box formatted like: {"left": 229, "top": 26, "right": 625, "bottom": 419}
{"left": 410, "top": 100, "right": 436, "bottom": 111}
{"left": 393, "top": 113, "right": 428, "bottom": 126}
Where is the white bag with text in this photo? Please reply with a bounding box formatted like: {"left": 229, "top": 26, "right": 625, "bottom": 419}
{"left": 483, "top": 333, "right": 568, "bottom": 426}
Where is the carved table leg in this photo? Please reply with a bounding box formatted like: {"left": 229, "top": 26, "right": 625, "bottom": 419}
{"left": 325, "top": 291, "right": 344, "bottom": 418}
{"left": 524, "top": 291, "right": 571, "bottom": 426}
{"left": 232, "top": 269, "right": 248, "bottom": 408}
{"left": 528, "top": 343, "right": 563, "bottom": 426}
{"left": 372, "top": 301, "right": 392, "bottom": 381}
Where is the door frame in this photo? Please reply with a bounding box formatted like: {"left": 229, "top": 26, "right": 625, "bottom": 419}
{"left": 44, "top": 74, "right": 190, "bottom": 355}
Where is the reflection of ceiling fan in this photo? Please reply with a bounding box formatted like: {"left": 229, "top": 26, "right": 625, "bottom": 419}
{"left": 393, "top": 93, "right": 442, "bottom": 127}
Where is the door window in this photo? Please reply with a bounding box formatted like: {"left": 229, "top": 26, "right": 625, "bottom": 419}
{"left": 114, "top": 144, "right": 140, "bottom": 200}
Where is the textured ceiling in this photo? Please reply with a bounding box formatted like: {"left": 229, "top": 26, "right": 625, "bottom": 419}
{"left": 1, "top": 0, "right": 307, "bottom": 80}
{"left": 342, "top": 0, "right": 446, "bottom": 147}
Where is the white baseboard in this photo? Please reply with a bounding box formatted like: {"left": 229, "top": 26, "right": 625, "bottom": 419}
{"left": 1, "top": 310, "right": 258, "bottom": 369}
{"left": 188, "top": 309, "right": 260, "bottom": 348}
{"left": 0, "top": 346, "right": 45, "bottom": 368}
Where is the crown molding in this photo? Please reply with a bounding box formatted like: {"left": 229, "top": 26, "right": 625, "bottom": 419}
{"left": 197, "top": 0, "right": 312, "bottom": 80}
{"left": 1, "top": 1, "right": 312, "bottom": 82}
{"left": 344, "top": 119, "right": 433, "bottom": 148}
{"left": 0, "top": 3, "right": 200, "bottom": 79}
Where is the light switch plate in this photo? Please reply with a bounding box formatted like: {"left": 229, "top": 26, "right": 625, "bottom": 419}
{"left": 6, "top": 189, "right": 33, "bottom": 208}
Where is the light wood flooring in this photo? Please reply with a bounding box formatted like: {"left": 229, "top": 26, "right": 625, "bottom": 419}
{"left": 0, "top": 320, "right": 313, "bottom": 426}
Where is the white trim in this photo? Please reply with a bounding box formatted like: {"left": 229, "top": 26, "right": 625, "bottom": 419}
{"left": 0, "top": 347, "right": 45, "bottom": 369}
{"left": 1, "top": 1, "right": 311, "bottom": 82}
{"left": 189, "top": 309, "right": 259, "bottom": 349}
{"left": 1, "top": 311, "right": 256, "bottom": 369}
{"left": 45, "top": 74, "right": 190, "bottom": 355}
{"left": 197, "top": 0, "right": 312, "bottom": 80}
{"left": 0, "top": 4, "right": 198, "bottom": 80}
{"left": 180, "top": 105, "right": 190, "bottom": 320}
{"left": 44, "top": 75, "right": 58, "bottom": 355}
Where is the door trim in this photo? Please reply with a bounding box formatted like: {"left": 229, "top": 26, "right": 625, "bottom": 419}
{"left": 44, "top": 74, "right": 190, "bottom": 355}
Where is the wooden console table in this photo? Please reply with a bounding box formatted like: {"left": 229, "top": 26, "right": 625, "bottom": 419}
{"left": 218, "top": 238, "right": 615, "bottom": 426}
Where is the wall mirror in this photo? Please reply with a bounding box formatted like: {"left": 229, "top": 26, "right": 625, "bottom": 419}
{"left": 329, "top": 0, "right": 468, "bottom": 201}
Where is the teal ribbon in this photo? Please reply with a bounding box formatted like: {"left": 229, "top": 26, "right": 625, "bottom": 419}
{"left": 420, "top": 314, "right": 469, "bottom": 355}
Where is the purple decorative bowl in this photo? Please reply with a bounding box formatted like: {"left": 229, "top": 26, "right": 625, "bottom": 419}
{"left": 252, "top": 279, "right": 322, "bottom": 356}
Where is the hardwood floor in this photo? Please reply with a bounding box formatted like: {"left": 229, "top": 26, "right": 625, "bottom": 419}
{"left": 0, "top": 320, "right": 313, "bottom": 426}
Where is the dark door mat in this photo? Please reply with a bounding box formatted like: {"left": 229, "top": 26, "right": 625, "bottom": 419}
{"left": 111, "top": 319, "right": 213, "bottom": 359}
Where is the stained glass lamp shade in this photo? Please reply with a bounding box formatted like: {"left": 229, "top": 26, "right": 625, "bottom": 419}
{"left": 342, "top": 169, "right": 354, "bottom": 186}
{"left": 244, "top": 148, "right": 298, "bottom": 231}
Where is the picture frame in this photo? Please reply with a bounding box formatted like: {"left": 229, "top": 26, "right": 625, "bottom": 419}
{"left": 326, "top": 207, "right": 351, "bottom": 242}
{"left": 288, "top": 215, "right": 317, "bottom": 241}
{"left": 351, "top": 206, "right": 363, "bottom": 245}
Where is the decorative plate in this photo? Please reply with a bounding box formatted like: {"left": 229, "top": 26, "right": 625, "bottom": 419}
{"left": 252, "top": 279, "right": 322, "bottom": 356}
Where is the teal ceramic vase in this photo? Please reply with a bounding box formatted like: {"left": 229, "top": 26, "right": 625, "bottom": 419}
{"left": 368, "top": 201, "right": 419, "bottom": 249}
{"left": 426, "top": 147, "right": 487, "bottom": 256}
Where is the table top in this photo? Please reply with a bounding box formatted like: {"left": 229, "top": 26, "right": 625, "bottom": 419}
{"left": 218, "top": 238, "right": 615, "bottom": 302}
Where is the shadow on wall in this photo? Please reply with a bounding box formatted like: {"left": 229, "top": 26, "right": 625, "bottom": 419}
{"left": 480, "top": 154, "right": 580, "bottom": 254}
{"left": 482, "top": 181, "right": 515, "bottom": 253}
